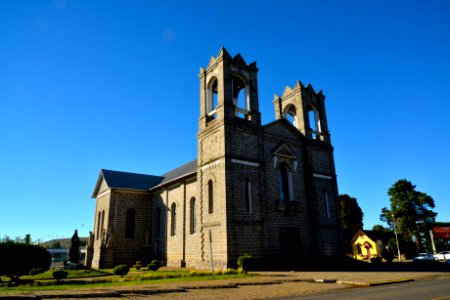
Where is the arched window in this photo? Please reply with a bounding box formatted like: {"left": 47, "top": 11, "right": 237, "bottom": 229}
{"left": 154, "top": 207, "right": 161, "bottom": 238}
{"left": 279, "top": 163, "right": 292, "bottom": 202}
{"left": 96, "top": 211, "right": 101, "bottom": 240}
{"left": 125, "top": 208, "right": 135, "bottom": 239}
{"left": 284, "top": 105, "right": 298, "bottom": 128}
{"left": 208, "top": 180, "right": 214, "bottom": 214}
{"left": 100, "top": 210, "right": 105, "bottom": 239}
{"left": 170, "top": 203, "right": 176, "bottom": 236}
{"left": 190, "top": 197, "right": 196, "bottom": 234}
{"left": 244, "top": 178, "right": 252, "bottom": 213}
{"left": 206, "top": 78, "right": 218, "bottom": 120}
{"left": 323, "top": 191, "right": 330, "bottom": 218}
{"left": 307, "top": 106, "right": 321, "bottom": 139}
{"left": 232, "top": 75, "right": 249, "bottom": 118}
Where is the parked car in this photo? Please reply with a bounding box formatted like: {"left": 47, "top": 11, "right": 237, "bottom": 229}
{"left": 412, "top": 253, "right": 437, "bottom": 262}
{"left": 434, "top": 251, "right": 450, "bottom": 261}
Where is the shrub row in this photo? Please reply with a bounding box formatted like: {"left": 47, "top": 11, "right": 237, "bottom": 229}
{"left": 0, "top": 243, "right": 51, "bottom": 282}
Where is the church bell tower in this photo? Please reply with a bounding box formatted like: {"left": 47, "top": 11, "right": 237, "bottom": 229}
{"left": 197, "top": 48, "right": 264, "bottom": 269}
{"left": 198, "top": 47, "right": 260, "bottom": 130}
{"left": 273, "top": 81, "right": 331, "bottom": 144}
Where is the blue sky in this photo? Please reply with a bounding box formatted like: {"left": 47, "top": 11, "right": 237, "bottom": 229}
{"left": 1, "top": 0, "right": 449, "bottom": 241}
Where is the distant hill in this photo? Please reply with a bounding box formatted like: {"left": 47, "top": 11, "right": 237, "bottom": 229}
{"left": 41, "top": 237, "right": 88, "bottom": 249}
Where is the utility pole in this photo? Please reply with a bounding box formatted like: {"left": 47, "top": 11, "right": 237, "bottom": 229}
{"left": 430, "top": 230, "right": 437, "bottom": 254}
{"left": 392, "top": 213, "right": 402, "bottom": 262}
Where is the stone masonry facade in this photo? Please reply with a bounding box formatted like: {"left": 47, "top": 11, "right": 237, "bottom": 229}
{"left": 86, "top": 48, "right": 345, "bottom": 270}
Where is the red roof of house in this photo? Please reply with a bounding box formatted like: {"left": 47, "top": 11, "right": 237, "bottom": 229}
{"left": 433, "top": 226, "right": 450, "bottom": 239}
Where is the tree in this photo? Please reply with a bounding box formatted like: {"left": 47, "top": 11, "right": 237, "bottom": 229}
{"left": 339, "top": 194, "right": 364, "bottom": 247}
{"left": 372, "top": 224, "right": 390, "bottom": 232}
{"left": 69, "top": 230, "right": 80, "bottom": 263}
{"left": 0, "top": 235, "right": 13, "bottom": 244}
{"left": 0, "top": 243, "right": 51, "bottom": 282}
{"left": 380, "top": 179, "right": 437, "bottom": 251}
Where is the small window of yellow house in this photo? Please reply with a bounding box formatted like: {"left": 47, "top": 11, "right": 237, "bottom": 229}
{"left": 350, "top": 230, "right": 379, "bottom": 260}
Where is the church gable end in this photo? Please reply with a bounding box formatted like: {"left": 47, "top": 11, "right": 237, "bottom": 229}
{"left": 91, "top": 172, "right": 109, "bottom": 198}
{"left": 264, "top": 119, "right": 306, "bottom": 143}
{"left": 97, "top": 177, "right": 109, "bottom": 195}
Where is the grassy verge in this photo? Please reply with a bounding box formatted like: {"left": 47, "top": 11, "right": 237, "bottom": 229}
{"left": 22, "top": 268, "right": 112, "bottom": 280}
{"left": 0, "top": 269, "right": 253, "bottom": 292}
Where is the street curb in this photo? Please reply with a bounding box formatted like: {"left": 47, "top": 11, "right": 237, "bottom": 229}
{"left": 337, "top": 279, "right": 415, "bottom": 286}
{"left": 314, "top": 279, "right": 337, "bottom": 283}
{"left": 180, "top": 284, "right": 237, "bottom": 289}
{"left": 113, "top": 287, "right": 187, "bottom": 294}
{"left": 35, "top": 291, "right": 121, "bottom": 298}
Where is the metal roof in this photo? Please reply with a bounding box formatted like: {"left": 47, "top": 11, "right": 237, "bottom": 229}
{"left": 155, "top": 159, "right": 197, "bottom": 188}
{"left": 92, "top": 159, "right": 198, "bottom": 197}
{"left": 101, "top": 169, "right": 164, "bottom": 191}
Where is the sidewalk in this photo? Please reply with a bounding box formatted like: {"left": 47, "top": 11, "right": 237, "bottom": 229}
{"left": 1, "top": 271, "right": 449, "bottom": 299}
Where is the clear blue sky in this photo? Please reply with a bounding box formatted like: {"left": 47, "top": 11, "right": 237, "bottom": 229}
{"left": 1, "top": 0, "right": 449, "bottom": 242}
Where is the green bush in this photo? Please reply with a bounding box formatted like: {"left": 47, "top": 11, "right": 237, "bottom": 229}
{"left": 133, "top": 261, "right": 143, "bottom": 270}
{"left": 52, "top": 270, "right": 68, "bottom": 282}
{"left": 237, "top": 253, "right": 254, "bottom": 274}
{"left": 223, "top": 268, "right": 239, "bottom": 275}
{"left": 382, "top": 247, "right": 395, "bottom": 263}
{"left": 0, "top": 243, "right": 51, "bottom": 282}
{"left": 147, "top": 260, "right": 160, "bottom": 271}
{"left": 113, "top": 264, "right": 130, "bottom": 277}
{"left": 213, "top": 270, "right": 222, "bottom": 275}
{"left": 187, "top": 270, "right": 208, "bottom": 277}
{"left": 370, "top": 256, "right": 382, "bottom": 264}
{"left": 29, "top": 268, "right": 45, "bottom": 276}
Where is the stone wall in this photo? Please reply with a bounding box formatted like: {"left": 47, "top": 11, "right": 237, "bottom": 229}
{"left": 150, "top": 191, "right": 166, "bottom": 262}
{"left": 226, "top": 158, "right": 264, "bottom": 263}
{"left": 262, "top": 121, "right": 314, "bottom": 259}
{"left": 92, "top": 188, "right": 152, "bottom": 268}
{"left": 91, "top": 189, "right": 110, "bottom": 269}
{"left": 108, "top": 190, "right": 152, "bottom": 266}
{"left": 198, "top": 158, "right": 229, "bottom": 271}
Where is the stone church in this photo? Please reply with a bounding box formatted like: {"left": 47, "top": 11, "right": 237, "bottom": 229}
{"left": 86, "top": 48, "right": 344, "bottom": 270}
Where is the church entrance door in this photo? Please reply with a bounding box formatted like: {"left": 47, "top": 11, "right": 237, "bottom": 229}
{"left": 279, "top": 227, "right": 301, "bottom": 259}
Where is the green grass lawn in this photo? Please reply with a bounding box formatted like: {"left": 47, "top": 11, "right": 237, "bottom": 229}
{"left": 0, "top": 268, "right": 252, "bottom": 292}
{"left": 23, "top": 268, "right": 112, "bottom": 280}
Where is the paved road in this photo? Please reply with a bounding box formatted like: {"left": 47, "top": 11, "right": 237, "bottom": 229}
{"left": 40, "top": 281, "right": 350, "bottom": 300}
{"left": 284, "top": 277, "right": 450, "bottom": 300}
{"left": 4, "top": 271, "right": 449, "bottom": 300}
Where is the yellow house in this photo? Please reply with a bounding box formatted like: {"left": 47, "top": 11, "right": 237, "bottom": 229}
{"left": 350, "top": 230, "right": 379, "bottom": 260}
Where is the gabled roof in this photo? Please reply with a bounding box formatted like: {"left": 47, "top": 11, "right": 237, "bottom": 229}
{"left": 91, "top": 170, "right": 163, "bottom": 198}
{"left": 350, "top": 229, "right": 394, "bottom": 244}
{"left": 350, "top": 230, "right": 374, "bottom": 244}
{"left": 92, "top": 159, "right": 198, "bottom": 198}
{"left": 102, "top": 169, "right": 164, "bottom": 190}
{"left": 263, "top": 118, "right": 307, "bottom": 141}
{"left": 152, "top": 159, "right": 197, "bottom": 189}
